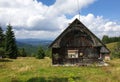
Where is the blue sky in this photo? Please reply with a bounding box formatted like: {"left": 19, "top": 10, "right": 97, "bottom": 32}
{"left": 38, "top": 0, "right": 55, "bottom": 6}
{"left": 81, "top": 0, "right": 120, "bottom": 21}
{"left": 38, "top": 0, "right": 120, "bottom": 21}
{"left": 0, "top": 0, "right": 120, "bottom": 39}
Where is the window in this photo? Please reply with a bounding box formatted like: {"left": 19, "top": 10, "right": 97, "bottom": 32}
{"left": 68, "top": 50, "right": 78, "bottom": 58}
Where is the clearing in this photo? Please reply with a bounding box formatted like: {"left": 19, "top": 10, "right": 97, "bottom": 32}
{"left": 0, "top": 57, "right": 120, "bottom": 82}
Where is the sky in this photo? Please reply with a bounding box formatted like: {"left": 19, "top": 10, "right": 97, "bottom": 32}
{"left": 0, "top": 0, "right": 120, "bottom": 40}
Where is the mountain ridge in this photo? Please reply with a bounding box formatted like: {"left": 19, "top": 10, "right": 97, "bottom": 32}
{"left": 16, "top": 39, "right": 53, "bottom": 55}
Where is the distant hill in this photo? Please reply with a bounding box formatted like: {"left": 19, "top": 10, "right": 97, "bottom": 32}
{"left": 16, "top": 41, "right": 38, "bottom": 55}
{"left": 16, "top": 39, "right": 53, "bottom": 55}
{"left": 17, "top": 39, "right": 52, "bottom": 47}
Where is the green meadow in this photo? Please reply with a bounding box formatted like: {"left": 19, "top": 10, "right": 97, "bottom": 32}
{"left": 0, "top": 57, "right": 120, "bottom": 82}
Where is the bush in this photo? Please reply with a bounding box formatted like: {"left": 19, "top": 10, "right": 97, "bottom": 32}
{"left": 36, "top": 47, "right": 45, "bottom": 59}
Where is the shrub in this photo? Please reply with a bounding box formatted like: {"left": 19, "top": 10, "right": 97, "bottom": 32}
{"left": 36, "top": 47, "right": 45, "bottom": 59}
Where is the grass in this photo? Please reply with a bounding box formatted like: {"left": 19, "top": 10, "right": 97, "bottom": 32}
{"left": 0, "top": 57, "right": 120, "bottom": 82}
{"left": 106, "top": 42, "right": 118, "bottom": 52}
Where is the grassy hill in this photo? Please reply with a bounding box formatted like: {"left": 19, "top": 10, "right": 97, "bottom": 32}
{"left": 106, "top": 42, "right": 120, "bottom": 58}
{"left": 106, "top": 42, "right": 118, "bottom": 52}
{"left": 0, "top": 57, "right": 120, "bottom": 82}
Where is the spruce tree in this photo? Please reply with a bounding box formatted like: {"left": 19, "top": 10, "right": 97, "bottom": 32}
{"left": 5, "top": 24, "right": 18, "bottom": 59}
{"left": 0, "top": 26, "right": 5, "bottom": 58}
{"left": 0, "top": 26, "right": 5, "bottom": 47}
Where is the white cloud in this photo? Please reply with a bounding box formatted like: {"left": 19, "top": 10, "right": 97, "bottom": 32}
{"left": 0, "top": 0, "right": 120, "bottom": 39}
{"left": 14, "top": 29, "right": 61, "bottom": 40}
{"left": 79, "top": 14, "right": 120, "bottom": 38}
{"left": 52, "top": 0, "right": 95, "bottom": 15}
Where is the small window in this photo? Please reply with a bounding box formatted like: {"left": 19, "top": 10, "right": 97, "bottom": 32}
{"left": 68, "top": 50, "right": 78, "bottom": 58}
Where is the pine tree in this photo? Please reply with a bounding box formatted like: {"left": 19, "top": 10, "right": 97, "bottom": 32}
{"left": 5, "top": 24, "right": 18, "bottom": 59}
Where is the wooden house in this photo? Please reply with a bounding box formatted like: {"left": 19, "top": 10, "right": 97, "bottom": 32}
{"left": 49, "top": 19, "right": 110, "bottom": 65}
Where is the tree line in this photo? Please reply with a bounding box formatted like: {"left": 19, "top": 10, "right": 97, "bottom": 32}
{"left": 102, "top": 35, "right": 120, "bottom": 44}
{"left": 0, "top": 25, "right": 51, "bottom": 59}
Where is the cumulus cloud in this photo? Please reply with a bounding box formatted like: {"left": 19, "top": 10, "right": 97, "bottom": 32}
{"left": 49, "top": 0, "right": 95, "bottom": 16}
{"left": 0, "top": 0, "right": 120, "bottom": 39}
{"left": 79, "top": 14, "right": 120, "bottom": 38}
